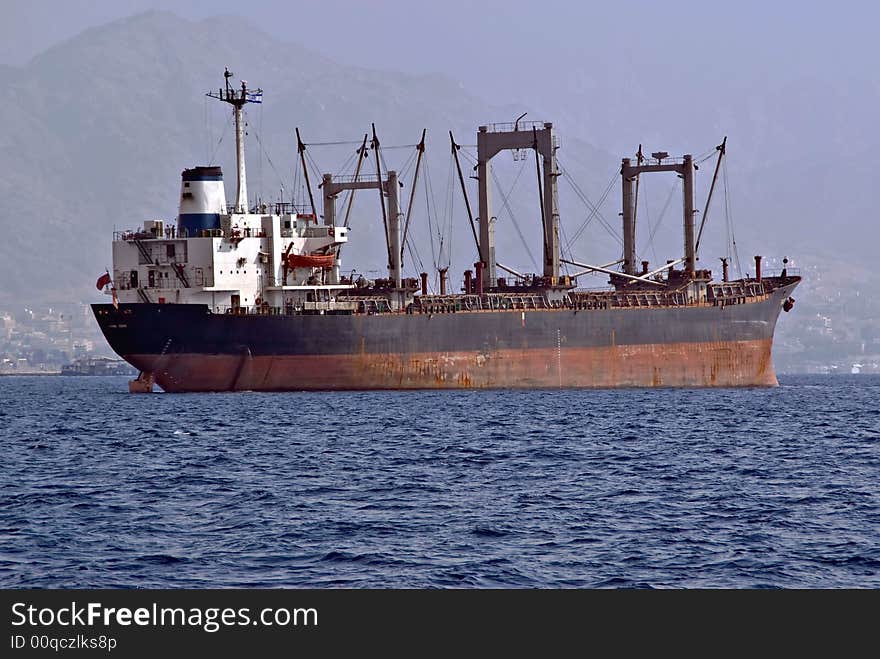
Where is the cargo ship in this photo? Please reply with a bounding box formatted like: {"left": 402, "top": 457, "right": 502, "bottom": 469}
{"left": 92, "top": 70, "right": 799, "bottom": 392}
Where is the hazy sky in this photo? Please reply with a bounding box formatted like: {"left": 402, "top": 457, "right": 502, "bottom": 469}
{"left": 4, "top": 0, "right": 877, "bottom": 268}
{"left": 5, "top": 1, "right": 874, "bottom": 157}
{"left": 5, "top": 0, "right": 874, "bottom": 83}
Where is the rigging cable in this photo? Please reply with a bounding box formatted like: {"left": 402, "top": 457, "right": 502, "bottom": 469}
{"left": 291, "top": 153, "right": 302, "bottom": 207}
{"left": 334, "top": 148, "right": 360, "bottom": 180}
{"left": 401, "top": 131, "right": 427, "bottom": 274}
{"left": 302, "top": 148, "right": 325, "bottom": 189}
{"left": 250, "top": 123, "right": 291, "bottom": 201}
{"left": 639, "top": 177, "right": 679, "bottom": 265}
{"left": 434, "top": 149, "right": 458, "bottom": 272}
{"left": 343, "top": 136, "right": 370, "bottom": 228}
{"left": 430, "top": 156, "right": 452, "bottom": 270}
{"left": 325, "top": 145, "right": 362, "bottom": 223}
{"left": 302, "top": 139, "right": 366, "bottom": 147}
{"left": 722, "top": 156, "right": 743, "bottom": 277}
{"left": 637, "top": 175, "right": 656, "bottom": 266}
{"left": 560, "top": 166, "right": 621, "bottom": 245}
{"left": 694, "top": 148, "right": 717, "bottom": 164}
{"left": 257, "top": 108, "right": 262, "bottom": 202}
{"left": 451, "top": 141, "right": 481, "bottom": 257}
{"left": 695, "top": 138, "right": 727, "bottom": 255}
{"left": 562, "top": 166, "right": 617, "bottom": 244}
{"left": 370, "top": 125, "right": 393, "bottom": 268}
{"left": 489, "top": 161, "right": 540, "bottom": 272}
{"left": 208, "top": 109, "right": 233, "bottom": 166}
{"left": 558, "top": 221, "right": 574, "bottom": 276}
{"left": 417, "top": 155, "right": 442, "bottom": 273}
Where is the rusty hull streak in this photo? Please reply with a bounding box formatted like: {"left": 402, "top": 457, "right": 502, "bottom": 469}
{"left": 130, "top": 338, "right": 776, "bottom": 392}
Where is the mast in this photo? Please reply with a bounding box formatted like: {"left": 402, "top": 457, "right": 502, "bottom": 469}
{"left": 450, "top": 131, "right": 481, "bottom": 254}
{"left": 533, "top": 128, "right": 547, "bottom": 270}
{"left": 296, "top": 127, "right": 318, "bottom": 220}
{"left": 541, "top": 127, "right": 561, "bottom": 284}
{"left": 476, "top": 128, "right": 495, "bottom": 288}
{"left": 622, "top": 145, "right": 643, "bottom": 276}
{"left": 621, "top": 157, "right": 637, "bottom": 275}
{"left": 401, "top": 129, "right": 427, "bottom": 261}
{"left": 476, "top": 121, "right": 559, "bottom": 289}
{"left": 320, "top": 167, "right": 401, "bottom": 287}
{"left": 682, "top": 153, "right": 696, "bottom": 274}
{"left": 621, "top": 150, "right": 698, "bottom": 277}
{"left": 387, "top": 170, "right": 402, "bottom": 288}
{"left": 206, "top": 68, "right": 262, "bottom": 214}
{"left": 696, "top": 137, "right": 727, "bottom": 254}
{"left": 233, "top": 82, "right": 248, "bottom": 213}
{"left": 343, "top": 135, "right": 369, "bottom": 228}
{"left": 371, "top": 124, "right": 394, "bottom": 274}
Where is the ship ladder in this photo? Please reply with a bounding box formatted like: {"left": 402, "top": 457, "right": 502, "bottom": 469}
{"left": 172, "top": 263, "right": 190, "bottom": 288}
{"left": 132, "top": 239, "right": 154, "bottom": 264}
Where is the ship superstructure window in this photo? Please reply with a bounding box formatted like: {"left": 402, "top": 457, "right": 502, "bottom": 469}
{"left": 166, "top": 244, "right": 176, "bottom": 259}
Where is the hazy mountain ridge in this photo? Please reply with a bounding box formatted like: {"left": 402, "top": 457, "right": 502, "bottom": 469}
{"left": 1, "top": 9, "right": 873, "bottom": 313}
{"left": 1, "top": 10, "right": 624, "bottom": 306}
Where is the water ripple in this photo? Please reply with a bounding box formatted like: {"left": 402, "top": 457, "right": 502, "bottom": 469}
{"left": 0, "top": 374, "right": 878, "bottom": 588}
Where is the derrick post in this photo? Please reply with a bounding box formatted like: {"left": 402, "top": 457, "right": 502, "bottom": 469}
{"left": 476, "top": 147, "right": 495, "bottom": 289}
{"left": 622, "top": 157, "right": 637, "bottom": 275}
{"left": 386, "top": 170, "right": 402, "bottom": 288}
{"left": 322, "top": 173, "right": 336, "bottom": 227}
{"left": 542, "top": 124, "right": 561, "bottom": 283}
{"left": 682, "top": 154, "right": 696, "bottom": 274}
{"left": 232, "top": 91, "right": 248, "bottom": 213}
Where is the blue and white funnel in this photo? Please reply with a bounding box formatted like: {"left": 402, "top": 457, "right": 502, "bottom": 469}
{"left": 177, "top": 166, "right": 226, "bottom": 236}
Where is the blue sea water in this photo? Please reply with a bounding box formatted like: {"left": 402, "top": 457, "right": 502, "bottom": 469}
{"left": 0, "top": 374, "right": 877, "bottom": 588}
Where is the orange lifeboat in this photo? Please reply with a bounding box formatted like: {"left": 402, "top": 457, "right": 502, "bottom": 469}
{"left": 286, "top": 252, "right": 335, "bottom": 269}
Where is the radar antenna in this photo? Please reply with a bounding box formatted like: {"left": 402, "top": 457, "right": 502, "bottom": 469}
{"left": 207, "top": 68, "right": 263, "bottom": 213}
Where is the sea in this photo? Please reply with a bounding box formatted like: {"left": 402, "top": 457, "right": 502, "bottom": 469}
{"left": 0, "top": 374, "right": 877, "bottom": 589}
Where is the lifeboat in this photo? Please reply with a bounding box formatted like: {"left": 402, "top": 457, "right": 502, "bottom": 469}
{"left": 286, "top": 252, "right": 335, "bottom": 269}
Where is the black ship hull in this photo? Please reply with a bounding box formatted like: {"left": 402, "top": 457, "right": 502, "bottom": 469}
{"left": 92, "top": 279, "right": 799, "bottom": 392}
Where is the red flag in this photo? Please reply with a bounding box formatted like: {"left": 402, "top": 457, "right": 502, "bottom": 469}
{"left": 96, "top": 271, "right": 111, "bottom": 290}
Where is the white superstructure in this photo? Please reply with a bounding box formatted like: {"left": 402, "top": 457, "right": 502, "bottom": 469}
{"left": 110, "top": 204, "right": 351, "bottom": 312}
{"left": 108, "top": 69, "right": 358, "bottom": 314}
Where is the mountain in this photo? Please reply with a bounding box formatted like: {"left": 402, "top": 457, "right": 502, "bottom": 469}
{"left": 0, "top": 10, "right": 630, "bottom": 308}
{"left": 2, "top": 9, "right": 872, "bottom": 314}
{"left": 1, "top": 7, "right": 875, "bottom": 372}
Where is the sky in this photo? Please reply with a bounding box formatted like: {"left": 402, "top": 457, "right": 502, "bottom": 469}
{"left": 5, "top": 1, "right": 873, "bottom": 88}
{"left": 3, "top": 0, "right": 876, "bottom": 268}
{"left": 4, "top": 1, "right": 874, "bottom": 156}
